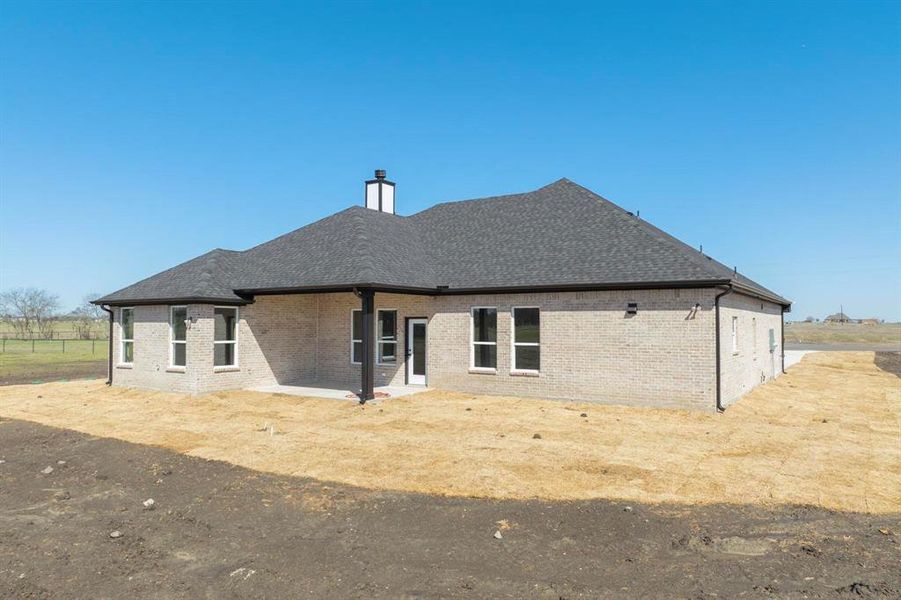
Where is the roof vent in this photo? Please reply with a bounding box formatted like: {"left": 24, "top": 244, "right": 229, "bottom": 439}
{"left": 365, "top": 169, "right": 395, "bottom": 214}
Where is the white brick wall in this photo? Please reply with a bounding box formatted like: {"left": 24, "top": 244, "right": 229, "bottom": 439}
{"left": 718, "top": 292, "right": 784, "bottom": 407}
{"left": 111, "top": 288, "right": 783, "bottom": 411}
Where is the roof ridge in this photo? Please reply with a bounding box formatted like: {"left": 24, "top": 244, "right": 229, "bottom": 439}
{"left": 349, "top": 208, "right": 379, "bottom": 283}
{"left": 244, "top": 206, "right": 360, "bottom": 253}
{"left": 559, "top": 179, "right": 730, "bottom": 282}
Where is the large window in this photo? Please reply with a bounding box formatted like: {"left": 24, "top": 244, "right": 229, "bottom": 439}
{"left": 512, "top": 307, "right": 540, "bottom": 372}
{"left": 120, "top": 307, "right": 134, "bottom": 364}
{"left": 471, "top": 307, "right": 497, "bottom": 370}
{"left": 214, "top": 307, "right": 238, "bottom": 367}
{"left": 170, "top": 306, "right": 187, "bottom": 368}
{"left": 351, "top": 310, "right": 363, "bottom": 364}
{"left": 377, "top": 310, "right": 397, "bottom": 364}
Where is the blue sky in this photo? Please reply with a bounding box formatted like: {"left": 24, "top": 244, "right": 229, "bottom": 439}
{"left": 1, "top": 1, "right": 899, "bottom": 320}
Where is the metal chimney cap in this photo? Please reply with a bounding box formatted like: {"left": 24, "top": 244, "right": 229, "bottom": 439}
{"left": 374, "top": 169, "right": 387, "bottom": 180}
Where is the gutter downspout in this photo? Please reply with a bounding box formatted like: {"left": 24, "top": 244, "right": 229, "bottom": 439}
{"left": 714, "top": 285, "right": 733, "bottom": 412}
{"left": 100, "top": 305, "right": 114, "bottom": 386}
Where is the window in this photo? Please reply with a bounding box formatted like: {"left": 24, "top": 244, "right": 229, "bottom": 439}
{"left": 214, "top": 307, "right": 238, "bottom": 367}
{"left": 471, "top": 307, "right": 497, "bottom": 370}
{"left": 512, "top": 307, "right": 540, "bottom": 372}
{"left": 120, "top": 307, "right": 134, "bottom": 364}
{"left": 377, "top": 310, "right": 397, "bottom": 363}
{"left": 731, "top": 316, "right": 739, "bottom": 354}
{"left": 170, "top": 306, "right": 187, "bottom": 368}
{"left": 351, "top": 310, "right": 363, "bottom": 364}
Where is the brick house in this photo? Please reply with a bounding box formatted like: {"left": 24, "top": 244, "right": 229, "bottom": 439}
{"left": 94, "top": 173, "right": 790, "bottom": 411}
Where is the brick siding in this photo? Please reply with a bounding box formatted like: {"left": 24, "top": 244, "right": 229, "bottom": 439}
{"left": 111, "top": 288, "right": 783, "bottom": 410}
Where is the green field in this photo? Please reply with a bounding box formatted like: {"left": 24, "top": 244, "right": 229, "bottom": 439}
{"left": 785, "top": 322, "right": 901, "bottom": 345}
{"left": 0, "top": 339, "right": 109, "bottom": 385}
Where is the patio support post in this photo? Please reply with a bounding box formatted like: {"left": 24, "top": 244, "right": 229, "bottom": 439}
{"left": 360, "top": 288, "right": 375, "bottom": 403}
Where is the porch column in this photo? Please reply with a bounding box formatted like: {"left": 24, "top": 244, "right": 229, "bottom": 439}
{"left": 360, "top": 288, "right": 375, "bottom": 403}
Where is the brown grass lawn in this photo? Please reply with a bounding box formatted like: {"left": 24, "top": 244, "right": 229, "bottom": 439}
{"left": 785, "top": 321, "right": 901, "bottom": 345}
{"left": 0, "top": 352, "right": 898, "bottom": 513}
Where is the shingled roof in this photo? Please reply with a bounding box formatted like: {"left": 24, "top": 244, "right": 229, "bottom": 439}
{"left": 95, "top": 179, "right": 790, "bottom": 306}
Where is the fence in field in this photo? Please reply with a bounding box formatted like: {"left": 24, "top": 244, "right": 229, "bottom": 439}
{"left": 0, "top": 331, "right": 108, "bottom": 341}
{"left": 0, "top": 338, "right": 109, "bottom": 355}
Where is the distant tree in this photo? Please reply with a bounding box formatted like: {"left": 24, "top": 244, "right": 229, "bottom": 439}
{"left": 804, "top": 316, "right": 816, "bottom": 323}
{"left": 0, "top": 287, "right": 60, "bottom": 338}
{"left": 71, "top": 293, "right": 105, "bottom": 339}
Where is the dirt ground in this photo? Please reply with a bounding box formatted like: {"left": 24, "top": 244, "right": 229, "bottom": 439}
{"left": 0, "top": 353, "right": 901, "bottom": 513}
{"left": 1, "top": 419, "right": 898, "bottom": 599}
{"left": 0, "top": 352, "right": 898, "bottom": 514}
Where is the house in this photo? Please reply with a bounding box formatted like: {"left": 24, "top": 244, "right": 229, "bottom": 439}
{"left": 824, "top": 312, "right": 855, "bottom": 324}
{"left": 94, "top": 173, "right": 791, "bottom": 411}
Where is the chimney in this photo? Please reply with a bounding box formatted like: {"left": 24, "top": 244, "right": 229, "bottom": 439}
{"left": 364, "top": 169, "right": 395, "bottom": 214}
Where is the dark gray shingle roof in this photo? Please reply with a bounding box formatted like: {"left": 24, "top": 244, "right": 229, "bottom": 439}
{"left": 96, "top": 179, "right": 789, "bottom": 306}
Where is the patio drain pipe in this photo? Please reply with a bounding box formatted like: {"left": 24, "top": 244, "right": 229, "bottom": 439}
{"left": 100, "top": 305, "right": 114, "bottom": 386}
{"left": 714, "top": 285, "right": 733, "bottom": 412}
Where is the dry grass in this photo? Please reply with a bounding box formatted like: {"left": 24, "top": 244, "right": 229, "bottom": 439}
{"left": 0, "top": 352, "right": 898, "bottom": 513}
{"left": 785, "top": 321, "right": 901, "bottom": 345}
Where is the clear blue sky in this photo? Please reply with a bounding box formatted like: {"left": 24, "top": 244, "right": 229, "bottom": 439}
{"left": 1, "top": 1, "right": 899, "bottom": 320}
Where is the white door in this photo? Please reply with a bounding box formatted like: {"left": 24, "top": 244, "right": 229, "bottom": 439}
{"left": 406, "top": 318, "right": 427, "bottom": 385}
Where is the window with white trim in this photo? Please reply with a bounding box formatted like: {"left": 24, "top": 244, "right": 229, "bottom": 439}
{"left": 214, "top": 307, "right": 238, "bottom": 367}
{"left": 351, "top": 309, "right": 363, "bottom": 364}
{"left": 512, "top": 307, "right": 540, "bottom": 372}
{"left": 731, "top": 316, "right": 739, "bottom": 354}
{"left": 170, "top": 306, "right": 187, "bottom": 368}
{"left": 377, "top": 310, "right": 397, "bottom": 363}
{"left": 471, "top": 307, "right": 497, "bottom": 369}
{"left": 120, "top": 307, "right": 134, "bottom": 364}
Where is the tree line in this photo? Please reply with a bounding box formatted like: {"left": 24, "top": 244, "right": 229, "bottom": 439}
{"left": 0, "top": 288, "right": 106, "bottom": 339}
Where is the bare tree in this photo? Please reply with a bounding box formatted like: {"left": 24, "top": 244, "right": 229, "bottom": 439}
{"left": 0, "top": 287, "right": 60, "bottom": 338}
{"left": 71, "top": 293, "right": 106, "bottom": 339}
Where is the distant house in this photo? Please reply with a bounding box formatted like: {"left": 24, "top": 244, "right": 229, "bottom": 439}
{"left": 824, "top": 312, "right": 855, "bottom": 324}
{"left": 93, "top": 173, "right": 791, "bottom": 411}
{"left": 859, "top": 318, "right": 882, "bottom": 325}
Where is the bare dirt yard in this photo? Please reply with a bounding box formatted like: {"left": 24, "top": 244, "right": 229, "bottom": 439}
{"left": 0, "top": 352, "right": 898, "bottom": 513}
{"left": 2, "top": 420, "right": 899, "bottom": 599}
{"left": 0, "top": 352, "right": 899, "bottom": 598}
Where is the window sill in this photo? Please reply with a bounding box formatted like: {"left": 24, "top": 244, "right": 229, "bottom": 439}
{"left": 468, "top": 367, "right": 497, "bottom": 375}
{"left": 213, "top": 366, "right": 240, "bottom": 373}
{"left": 510, "top": 370, "right": 540, "bottom": 377}
{"left": 115, "top": 364, "right": 133, "bottom": 370}
{"left": 377, "top": 362, "right": 398, "bottom": 367}
{"left": 166, "top": 367, "right": 186, "bottom": 373}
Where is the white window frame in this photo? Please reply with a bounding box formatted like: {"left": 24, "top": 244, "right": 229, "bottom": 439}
{"left": 119, "top": 307, "right": 134, "bottom": 365}
{"left": 511, "top": 306, "right": 540, "bottom": 374}
{"left": 470, "top": 306, "right": 497, "bottom": 372}
{"left": 213, "top": 306, "right": 239, "bottom": 370}
{"left": 377, "top": 309, "right": 398, "bottom": 365}
{"left": 351, "top": 309, "right": 362, "bottom": 364}
{"left": 731, "top": 316, "right": 739, "bottom": 355}
{"left": 169, "top": 305, "right": 187, "bottom": 370}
